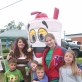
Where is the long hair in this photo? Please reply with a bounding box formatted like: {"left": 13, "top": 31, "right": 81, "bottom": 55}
{"left": 62, "top": 50, "right": 78, "bottom": 75}
{"left": 14, "top": 37, "right": 28, "bottom": 58}
{"left": 44, "top": 33, "right": 57, "bottom": 45}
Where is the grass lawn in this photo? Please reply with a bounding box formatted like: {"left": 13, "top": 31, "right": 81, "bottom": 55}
{"left": 0, "top": 71, "right": 4, "bottom": 82}
{"left": 0, "top": 45, "right": 10, "bottom": 57}
{"left": 76, "top": 58, "right": 82, "bottom": 63}
{"left": 0, "top": 53, "right": 8, "bottom": 56}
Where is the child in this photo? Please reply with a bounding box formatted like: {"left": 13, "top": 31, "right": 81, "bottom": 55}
{"left": 29, "top": 60, "right": 48, "bottom": 82}
{"left": 32, "top": 64, "right": 48, "bottom": 82}
{"left": 59, "top": 50, "right": 82, "bottom": 82}
{"left": 4, "top": 58, "right": 24, "bottom": 82}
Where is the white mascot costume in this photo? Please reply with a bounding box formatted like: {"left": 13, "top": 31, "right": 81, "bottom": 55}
{"left": 26, "top": 8, "right": 62, "bottom": 63}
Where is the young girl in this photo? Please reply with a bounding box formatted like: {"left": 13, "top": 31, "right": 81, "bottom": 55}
{"left": 42, "top": 33, "right": 67, "bottom": 82}
{"left": 29, "top": 60, "right": 48, "bottom": 82}
{"left": 59, "top": 50, "right": 82, "bottom": 82}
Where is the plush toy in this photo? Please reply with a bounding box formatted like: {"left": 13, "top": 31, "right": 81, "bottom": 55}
{"left": 26, "top": 8, "right": 62, "bottom": 63}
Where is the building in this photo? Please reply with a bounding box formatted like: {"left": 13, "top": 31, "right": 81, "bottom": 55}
{"left": 65, "top": 33, "right": 82, "bottom": 44}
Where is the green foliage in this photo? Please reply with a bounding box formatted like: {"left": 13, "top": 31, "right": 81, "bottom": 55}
{"left": 3, "top": 48, "right": 9, "bottom": 53}
{"left": 0, "top": 29, "right": 5, "bottom": 33}
{"left": 4, "top": 20, "right": 24, "bottom": 30}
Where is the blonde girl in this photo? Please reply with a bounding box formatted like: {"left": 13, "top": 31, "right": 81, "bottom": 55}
{"left": 59, "top": 50, "right": 82, "bottom": 82}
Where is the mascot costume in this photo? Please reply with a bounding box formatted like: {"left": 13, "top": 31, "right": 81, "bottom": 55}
{"left": 26, "top": 7, "right": 62, "bottom": 63}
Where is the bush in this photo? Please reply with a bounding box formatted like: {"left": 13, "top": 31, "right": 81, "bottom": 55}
{"left": 3, "top": 48, "right": 9, "bottom": 53}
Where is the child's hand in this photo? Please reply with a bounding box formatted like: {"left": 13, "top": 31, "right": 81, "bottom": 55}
{"left": 77, "top": 69, "right": 82, "bottom": 75}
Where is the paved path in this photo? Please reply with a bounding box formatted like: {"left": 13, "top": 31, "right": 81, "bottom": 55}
{"left": 0, "top": 60, "right": 3, "bottom": 70}
{"left": 0, "top": 56, "right": 3, "bottom": 71}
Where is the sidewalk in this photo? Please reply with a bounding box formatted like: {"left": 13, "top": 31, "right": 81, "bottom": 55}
{"left": 0, "top": 56, "right": 3, "bottom": 71}
{"left": 0, "top": 60, "right": 3, "bottom": 71}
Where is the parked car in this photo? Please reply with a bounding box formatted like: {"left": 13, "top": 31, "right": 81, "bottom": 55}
{"left": 61, "top": 39, "right": 81, "bottom": 57}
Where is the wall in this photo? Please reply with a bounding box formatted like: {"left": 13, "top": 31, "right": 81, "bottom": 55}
{"left": 71, "top": 37, "right": 82, "bottom": 44}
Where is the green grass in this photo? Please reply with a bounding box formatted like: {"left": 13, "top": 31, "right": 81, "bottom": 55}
{"left": 2, "top": 45, "right": 10, "bottom": 51}
{"left": 76, "top": 58, "right": 82, "bottom": 63}
{"left": 0, "top": 53, "right": 8, "bottom": 56}
{"left": 0, "top": 71, "right": 4, "bottom": 82}
{"left": 0, "top": 45, "right": 10, "bottom": 57}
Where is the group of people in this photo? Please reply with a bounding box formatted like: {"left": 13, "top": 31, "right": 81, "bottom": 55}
{"left": 4, "top": 33, "right": 82, "bottom": 82}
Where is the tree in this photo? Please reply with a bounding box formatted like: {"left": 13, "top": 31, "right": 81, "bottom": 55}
{"left": 16, "top": 22, "right": 24, "bottom": 30}
{"left": 0, "top": 29, "right": 5, "bottom": 33}
{"left": 4, "top": 20, "right": 24, "bottom": 30}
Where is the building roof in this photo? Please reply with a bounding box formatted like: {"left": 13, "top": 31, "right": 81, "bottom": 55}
{"left": 0, "top": 30, "right": 28, "bottom": 41}
{"left": 65, "top": 33, "right": 82, "bottom": 38}
{"left": 65, "top": 33, "right": 82, "bottom": 36}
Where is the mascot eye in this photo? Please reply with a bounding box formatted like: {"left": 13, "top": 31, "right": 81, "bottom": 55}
{"left": 29, "top": 29, "right": 36, "bottom": 43}
{"left": 38, "top": 34, "right": 44, "bottom": 41}
{"left": 38, "top": 28, "right": 48, "bottom": 42}
{"left": 32, "top": 35, "right": 36, "bottom": 42}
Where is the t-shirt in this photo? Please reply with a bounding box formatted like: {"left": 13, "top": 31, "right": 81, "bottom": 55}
{"left": 45, "top": 48, "right": 53, "bottom": 68}
{"left": 4, "top": 69, "right": 24, "bottom": 82}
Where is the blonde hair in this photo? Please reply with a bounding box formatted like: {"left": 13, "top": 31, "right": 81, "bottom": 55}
{"left": 35, "top": 64, "right": 45, "bottom": 72}
{"left": 44, "top": 33, "right": 57, "bottom": 44}
{"left": 62, "top": 50, "right": 78, "bottom": 75}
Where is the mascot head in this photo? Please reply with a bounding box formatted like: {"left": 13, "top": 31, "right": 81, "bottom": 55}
{"left": 26, "top": 8, "right": 62, "bottom": 63}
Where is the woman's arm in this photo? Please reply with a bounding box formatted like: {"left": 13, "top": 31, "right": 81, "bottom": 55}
{"left": 6, "top": 55, "right": 12, "bottom": 60}
{"left": 6, "top": 50, "right": 14, "bottom": 60}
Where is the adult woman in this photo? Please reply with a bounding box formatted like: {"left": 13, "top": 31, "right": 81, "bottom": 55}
{"left": 7, "top": 37, "right": 33, "bottom": 82}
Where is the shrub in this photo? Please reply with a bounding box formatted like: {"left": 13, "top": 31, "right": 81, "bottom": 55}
{"left": 3, "top": 48, "right": 9, "bottom": 53}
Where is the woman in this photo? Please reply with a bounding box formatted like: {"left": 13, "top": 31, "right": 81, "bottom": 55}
{"left": 42, "top": 33, "right": 82, "bottom": 82}
{"left": 7, "top": 37, "right": 33, "bottom": 82}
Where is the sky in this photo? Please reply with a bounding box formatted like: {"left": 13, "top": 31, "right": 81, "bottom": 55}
{"left": 0, "top": 0, "right": 82, "bottom": 37}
